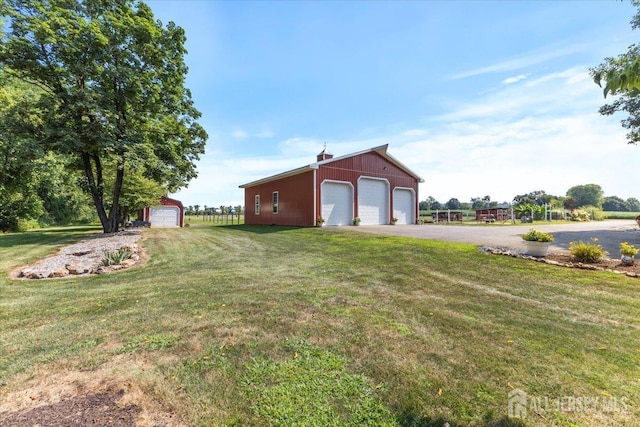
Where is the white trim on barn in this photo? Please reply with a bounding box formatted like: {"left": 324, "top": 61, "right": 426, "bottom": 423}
{"left": 357, "top": 177, "right": 390, "bottom": 225}
{"left": 149, "top": 206, "right": 180, "bottom": 227}
{"left": 321, "top": 180, "right": 354, "bottom": 226}
{"left": 393, "top": 187, "right": 415, "bottom": 225}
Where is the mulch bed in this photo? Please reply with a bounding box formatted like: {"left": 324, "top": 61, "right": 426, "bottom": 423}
{"left": 0, "top": 390, "right": 140, "bottom": 427}
{"left": 483, "top": 247, "right": 640, "bottom": 278}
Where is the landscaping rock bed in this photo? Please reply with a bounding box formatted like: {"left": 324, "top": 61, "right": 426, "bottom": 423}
{"left": 12, "top": 230, "right": 143, "bottom": 279}
{"left": 482, "top": 246, "right": 640, "bottom": 278}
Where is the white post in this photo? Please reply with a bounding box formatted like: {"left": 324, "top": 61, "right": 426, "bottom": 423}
{"left": 447, "top": 209, "right": 451, "bottom": 223}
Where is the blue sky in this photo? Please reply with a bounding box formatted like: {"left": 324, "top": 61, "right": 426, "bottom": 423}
{"left": 147, "top": 0, "right": 639, "bottom": 207}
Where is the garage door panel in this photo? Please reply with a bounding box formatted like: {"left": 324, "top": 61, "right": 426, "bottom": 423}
{"left": 358, "top": 178, "right": 389, "bottom": 225}
{"left": 393, "top": 188, "right": 414, "bottom": 225}
{"left": 149, "top": 206, "right": 180, "bottom": 227}
{"left": 321, "top": 181, "right": 353, "bottom": 226}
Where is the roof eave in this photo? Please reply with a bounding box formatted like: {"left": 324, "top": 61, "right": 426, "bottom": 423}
{"left": 239, "top": 143, "right": 424, "bottom": 188}
{"left": 239, "top": 164, "right": 318, "bottom": 188}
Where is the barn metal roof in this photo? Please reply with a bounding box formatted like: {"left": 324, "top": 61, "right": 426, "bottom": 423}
{"left": 238, "top": 144, "right": 424, "bottom": 188}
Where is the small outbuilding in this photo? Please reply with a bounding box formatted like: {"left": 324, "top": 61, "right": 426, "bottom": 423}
{"left": 239, "top": 145, "right": 424, "bottom": 227}
{"left": 474, "top": 208, "right": 513, "bottom": 223}
{"left": 138, "top": 197, "right": 184, "bottom": 227}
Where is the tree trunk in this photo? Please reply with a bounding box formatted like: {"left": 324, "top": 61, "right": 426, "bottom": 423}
{"left": 108, "top": 156, "right": 125, "bottom": 233}
{"left": 81, "top": 152, "right": 114, "bottom": 233}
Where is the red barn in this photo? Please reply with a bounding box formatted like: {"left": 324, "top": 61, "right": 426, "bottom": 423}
{"left": 138, "top": 197, "right": 184, "bottom": 227}
{"left": 240, "top": 145, "right": 424, "bottom": 226}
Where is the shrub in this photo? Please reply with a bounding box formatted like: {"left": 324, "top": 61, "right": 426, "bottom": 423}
{"left": 569, "top": 207, "right": 605, "bottom": 221}
{"left": 620, "top": 241, "right": 639, "bottom": 257}
{"left": 568, "top": 209, "right": 591, "bottom": 222}
{"left": 569, "top": 238, "right": 607, "bottom": 263}
{"left": 522, "top": 229, "right": 554, "bottom": 242}
{"left": 102, "top": 247, "right": 131, "bottom": 266}
{"left": 16, "top": 218, "right": 40, "bottom": 232}
{"left": 583, "top": 206, "right": 605, "bottom": 221}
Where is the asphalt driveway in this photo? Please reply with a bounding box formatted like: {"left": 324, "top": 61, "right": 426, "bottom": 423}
{"left": 350, "top": 219, "right": 640, "bottom": 257}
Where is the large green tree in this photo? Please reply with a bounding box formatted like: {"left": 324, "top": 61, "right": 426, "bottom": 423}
{"left": 103, "top": 162, "right": 167, "bottom": 225}
{"left": 566, "top": 184, "right": 604, "bottom": 208}
{"left": 602, "top": 195, "right": 630, "bottom": 212}
{"left": 0, "top": 70, "right": 45, "bottom": 231}
{"left": 444, "top": 198, "right": 461, "bottom": 210}
{"left": 0, "top": 0, "right": 207, "bottom": 233}
{"left": 593, "top": 1, "right": 640, "bottom": 97}
{"left": 512, "top": 190, "right": 553, "bottom": 207}
{"left": 591, "top": 1, "right": 640, "bottom": 143}
{"left": 36, "top": 153, "right": 95, "bottom": 225}
{"left": 627, "top": 197, "right": 640, "bottom": 211}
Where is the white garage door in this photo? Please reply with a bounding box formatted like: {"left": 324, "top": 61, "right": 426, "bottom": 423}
{"left": 358, "top": 178, "right": 389, "bottom": 225}
{"left": 393, "top": 188, "right": 414, "bottom": 225}
{"left": 149, "top": 206, "right": 180, "bottom": 227}
{"left": 321, "top": 181, "right": 353, "bottom": 226}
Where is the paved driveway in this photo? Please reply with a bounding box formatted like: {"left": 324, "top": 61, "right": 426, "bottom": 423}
{"left": 350, "top": 220, "right": 640, "bottom": 257}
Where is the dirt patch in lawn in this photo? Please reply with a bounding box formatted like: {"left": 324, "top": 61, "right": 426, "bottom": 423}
{"left": 0, "top": 360, "right": 184, "bottom": 427}
{"left": 0, "top": 389, "right": 140, "bottom": 427}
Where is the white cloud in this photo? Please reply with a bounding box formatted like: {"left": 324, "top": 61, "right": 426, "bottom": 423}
{"left": 436, "top": 66, "right": 593, "bottom": 122}
{"left": 396, "top": 74, "right": 637, "bottom": 203}
{"left": 502, "top": 74, "right": 528, "bottom": 85}
{"left": 231, "top": 128, "right": 275, "bottom": 140}
{"left": 448, "top": 44, "right": 588, "bottom": 80}
{"left": 231, "top": 129, "right": 248, "bottom": 139}
{"left": 175, "top": 66, "right": 640, "bottom": 208}
{"left": 403, "top": 129, "right": 428, "bottom": 137}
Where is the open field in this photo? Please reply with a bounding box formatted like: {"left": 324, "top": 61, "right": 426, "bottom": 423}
{"left": 419, "top": 210, "right": 640, "bottom": 223}
{"left": 1, "top": 223, "right": 639, "bottom": 426}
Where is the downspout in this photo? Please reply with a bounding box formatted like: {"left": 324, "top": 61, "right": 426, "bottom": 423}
{"left": 313, "top": 169, "right": 317, "bottom": 226}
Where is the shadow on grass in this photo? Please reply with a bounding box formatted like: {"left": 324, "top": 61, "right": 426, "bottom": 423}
{"left": 395, "top": 409, "right": 526, "bottom": 427}
{"left": 0, "top": 226, "right": 100, "bottom": 248}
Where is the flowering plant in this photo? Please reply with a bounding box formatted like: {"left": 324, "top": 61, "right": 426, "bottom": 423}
{"left": 390, "top": 217, "right": 398, "bottom": 224}
{"left": 352, "top": 217, "right": 361, "bottom": 225}
{"left": 316, "top": 216, "right": 325, "bottom": 225}
{"left": 522, "top": 229, "right": 554, "bottom": 242}
{"left": 620, "top": 242, "right": 639, "bottom": 257}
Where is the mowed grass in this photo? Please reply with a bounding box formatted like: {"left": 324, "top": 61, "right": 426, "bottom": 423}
{"left": 0, "top": 223, "right": 639, "bottom": 426}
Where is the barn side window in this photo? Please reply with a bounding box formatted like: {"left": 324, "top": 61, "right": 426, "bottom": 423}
{"left": 255, "top": 195, "right": 260, "bottom": 215}
{"left": 272, "top": 191, "right": 279, "bottom": 214}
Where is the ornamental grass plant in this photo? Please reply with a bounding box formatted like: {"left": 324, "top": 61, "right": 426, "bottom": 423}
{"left": 569, "top": 238, "right": 607, "bottom": 263}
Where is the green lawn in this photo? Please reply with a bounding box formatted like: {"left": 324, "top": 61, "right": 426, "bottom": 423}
{"left": 1, "top": 223, "right": 638, "bottom": 426}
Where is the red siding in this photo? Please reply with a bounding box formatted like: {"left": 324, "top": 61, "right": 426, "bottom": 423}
{"left": 161, "top": 197, "right": 185, "bottom": 227}
{"left": 137, "top": 197, "right": 184, "bottom": 227}
{"left": 243, "top": 171, "right": 315, "bottom": 226}
{"left": 316, "top": 152, "right": 419, "bottom": 222}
